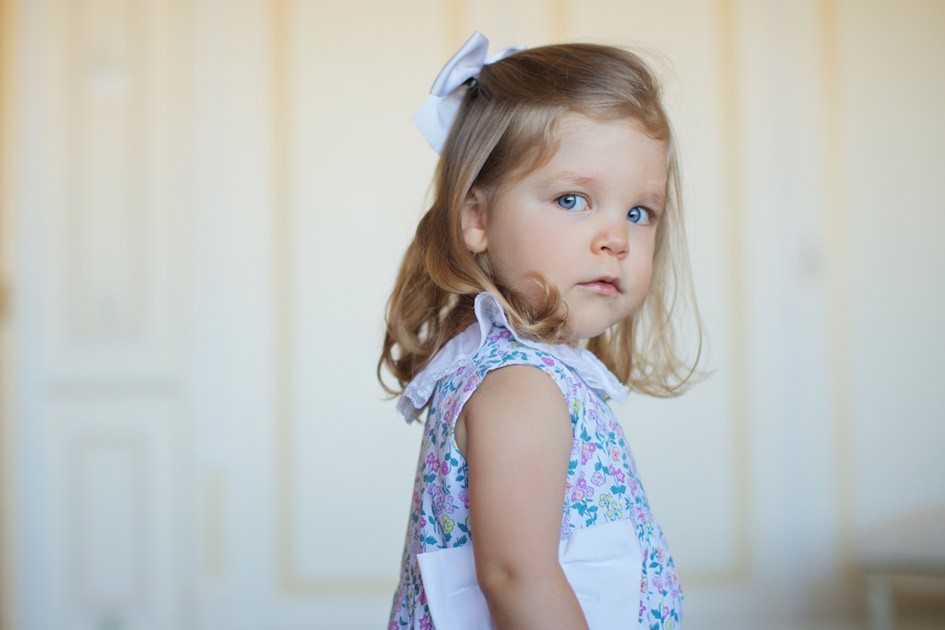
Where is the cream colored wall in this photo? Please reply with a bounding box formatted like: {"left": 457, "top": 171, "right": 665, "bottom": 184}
{"left": 5, "top": 1, "right": 945, "bottom": 629}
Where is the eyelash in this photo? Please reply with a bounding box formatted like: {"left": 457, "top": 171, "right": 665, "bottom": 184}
{"left": 554, "top": 194, "right": 653, "bottom": 225}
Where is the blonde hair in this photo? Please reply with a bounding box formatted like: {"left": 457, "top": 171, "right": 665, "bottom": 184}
{"left": 379, "top": 42, "right": 702, "bottom": 397}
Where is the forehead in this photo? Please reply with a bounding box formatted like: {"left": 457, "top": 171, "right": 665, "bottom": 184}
{"left": 529, "top": 113, "right": 668, "bottom": 194}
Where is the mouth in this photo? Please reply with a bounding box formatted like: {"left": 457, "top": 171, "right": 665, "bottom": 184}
{"left": 578, "top": 277, "right": 621, "bottom": 296}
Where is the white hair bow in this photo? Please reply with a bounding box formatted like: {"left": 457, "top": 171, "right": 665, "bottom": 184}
{"left": 413, "top": 32, "right": 525, "bottom": 154}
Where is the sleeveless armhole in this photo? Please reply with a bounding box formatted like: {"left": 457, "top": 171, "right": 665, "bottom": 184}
{"left": 446, "top": 341, "right": 574, "bottom": 430}
{"left": 434, "top": 336, "right": 579, "bottom": 468}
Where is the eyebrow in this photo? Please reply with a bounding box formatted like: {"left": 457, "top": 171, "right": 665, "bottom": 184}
{"left": 551, "top": 171, "right": 601, "bottom": 187}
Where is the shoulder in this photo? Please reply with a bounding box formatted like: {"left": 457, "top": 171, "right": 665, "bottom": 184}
{"left": 454, "top": 343, "right": 574, "bottom": 458}
{"left": 464, "top": 362, "right": 568, "bottom": 419}
{"left": 456, "top": 327, "right": 577, "bottom": 408}
{"left": 459, "top": 362, "right": 573, "bottom": 481}
{"left": 445, "top": 329, "right": 573, "bottom": 424}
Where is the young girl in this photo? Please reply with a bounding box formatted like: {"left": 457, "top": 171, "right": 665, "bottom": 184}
{"left": 381, "top": 32, "right": 700, "bottom": 629}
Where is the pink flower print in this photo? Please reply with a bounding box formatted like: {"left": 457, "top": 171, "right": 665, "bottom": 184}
{"left": 657, "top": 547, "right": 666, "bottom": 564}
{"left": 441, "top": 495, "right": 455, "bottom": 515}
{"left": 570, "top": 439, "right": 581, "bottom": 457}
{"left": 640, "top": 575, "right": 648, "bottom": 593}
{"left": 429, "top": 485, "right": 454, "bottom": 515}
{"left": 591, "top": 471, "right": 605, "bottom": 486}
{"left": 653, "top": 575, "right": 663, "bottom": 593}
{"left": 638, "top": 601, "right": 646, "bottom": 618}
{"left": 463, "top": 375, "right": 480, "bottom": 393}
{"left": 663, "top": 605, "right": 670, "bottom": 619}
{"left": 425, "top": 452, "right": 437, "bottom": 466}
{"left": 440, "top": 460, "right": 450, "bottom": 476}
{"left": 609, "top": 466, "right": 626, "bottom": 484}
{"left": 419, "top": 587, "right": 427, "bottom": 605}
{"left": 420, "top": 613, "right": 433, "bottom": 630}
{"left": 541, "top": 357, "right": 555, "bottom": 367}
{"left": 429, "top": 486, "right": 444, "bottom": 512}
{"left": 571, "top": 473, "right": 595, "bottom": 501}
{"left": 580, "top": 443, "right": 597, "bottom": 465}
{"left": 610, "top": 446, "right": 621, "bottom": 461}
{"left": 459, "top": 489, "right": 469, "bottom": 509}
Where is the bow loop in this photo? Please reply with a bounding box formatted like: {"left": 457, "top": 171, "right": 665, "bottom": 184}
{"left": 413, "top": 32, "right": 524, "bottom": 154}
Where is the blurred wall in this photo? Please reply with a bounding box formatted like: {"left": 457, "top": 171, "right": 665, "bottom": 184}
{"left": 4, "top": 0, "right": 944, "bottom": 629}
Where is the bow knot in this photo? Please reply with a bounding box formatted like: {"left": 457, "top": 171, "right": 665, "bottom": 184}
{"left": 413, "top": 32, "right": 524, "bottom": 154}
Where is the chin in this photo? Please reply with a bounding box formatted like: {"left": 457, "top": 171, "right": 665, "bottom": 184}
{"left": 562, "top": 302, "right": 634, "bottom": 341}
{"left": 567, "top": 321, "right": 612, "bottom": 342}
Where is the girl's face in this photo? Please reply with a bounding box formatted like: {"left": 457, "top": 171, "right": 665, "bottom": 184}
{"left": 462, "top": 113, "right": 667, "bottom": 339}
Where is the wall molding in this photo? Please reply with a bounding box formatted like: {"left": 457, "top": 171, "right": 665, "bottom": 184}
{"left": 818, "top": 0, "right": 856, "bottom": 575}
{"left": 705, "top": 0, "right": 752, "bottom": 586}
{"left": 0, "top": 0, "right": 16, "bottom": 625}
{"left": 63, "top": 0, "right": 148, "bottom": 343}
{"left": 70, "top": 434, "right": 148, "bottom": 608}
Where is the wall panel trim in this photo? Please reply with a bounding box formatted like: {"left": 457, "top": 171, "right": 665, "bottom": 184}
{"left": 0, "top": 0, "right": 17, "bottom": 625}
{"left": 818, "top": 0, "right": 855, "bottom": 575}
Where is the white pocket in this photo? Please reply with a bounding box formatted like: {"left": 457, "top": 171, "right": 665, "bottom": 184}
{"left": 417, "top": 519, "right": 642, "bottom": 629}
{"left": 417, "top": 543, "right": 494, "bottom": 630}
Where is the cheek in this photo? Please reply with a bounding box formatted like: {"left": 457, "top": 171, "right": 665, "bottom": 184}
{"left": 481, "top": 237, "right": 520, "bottom": 288}
{"left": 631, "top": 243, "right": 657, "bottom": 295}
{"left": 639, "top": 262, "right": 655, "bottom": 295}
{"left": 488, "top": 243, "right": 538, "bottom": 285}
{"left": 485, "top": 239, "right": 558, "bottom": 296}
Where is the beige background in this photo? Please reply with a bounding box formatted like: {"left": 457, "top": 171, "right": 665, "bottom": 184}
{"left": 2, "top": 0, "right": 944, "bottom": 629}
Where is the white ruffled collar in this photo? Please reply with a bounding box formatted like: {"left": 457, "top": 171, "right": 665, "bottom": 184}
{"left": 397, "top": 292, "right": 629, "bottom": 422}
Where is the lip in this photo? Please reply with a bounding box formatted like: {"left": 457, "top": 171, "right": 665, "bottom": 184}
{"left": 578, "top": 277, "right": 621, "bottom": 296}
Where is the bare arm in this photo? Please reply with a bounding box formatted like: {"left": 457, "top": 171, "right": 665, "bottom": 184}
{"left": 457, "top": 365, "right": 588, "bottom": 630}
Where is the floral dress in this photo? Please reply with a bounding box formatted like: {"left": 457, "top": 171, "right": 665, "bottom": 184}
{"left": 389, "top": 293, "right": 683, "bottom": 629}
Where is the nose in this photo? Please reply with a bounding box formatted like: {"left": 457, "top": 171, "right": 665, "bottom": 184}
{"left": 593, "top": 219, "right": 629, "bottom": 258}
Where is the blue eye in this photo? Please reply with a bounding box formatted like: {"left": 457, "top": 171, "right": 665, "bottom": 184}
{"left": 627, "top": 206, "right": 651, "bottom": 225}
{"left": 556, "top": 194, "right": 589, "bottom": 212}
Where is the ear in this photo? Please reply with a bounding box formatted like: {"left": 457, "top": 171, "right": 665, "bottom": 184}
{"left": 461, "top": 188, "right": 489, "bottom": 254}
